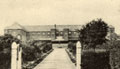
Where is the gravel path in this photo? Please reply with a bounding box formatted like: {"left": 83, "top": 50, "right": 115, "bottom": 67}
{"left": 34, "top": 48, "right": 76, "bottom": 69}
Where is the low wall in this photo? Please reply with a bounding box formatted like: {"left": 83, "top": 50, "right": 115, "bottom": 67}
{"left": 52, "top": 43, "right": 68, "bottom": 48}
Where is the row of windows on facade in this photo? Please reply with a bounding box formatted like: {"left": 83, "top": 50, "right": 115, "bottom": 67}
{"left": 30, "top": 35, "right": 79, "bottom": 38}
{"left": 6, "top": 30, "right": 78, "bottom": 34}
{"left": 30, "top": 31, "right": 77, "bottom": 35}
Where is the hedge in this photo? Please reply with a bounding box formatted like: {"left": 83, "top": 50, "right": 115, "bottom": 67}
{"left": 0, "top": 34, "right": 53, "bottom": 69}
{"left": 81, "top": 51, "right": 111, "bottom": 69}
{"left": 0, "top": 34, "right": 20, "bottom": 69}
{"left": 67, "top": 41, "right": 111, "bottom": 69}
{"left": 22, "top": 41, "right": 53, "bottom": 69}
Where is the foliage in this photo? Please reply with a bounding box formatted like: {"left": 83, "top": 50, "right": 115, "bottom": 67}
{"left": 82, "top": 51, "right": 111, "bottom": 69}
{"left": 68, "top": 41, "right": 76, "bottom": 56}
{"left": 0, "top": 34, "right": 20, "bottom": 69}
{"left": 0, "top": 34, "right": 53, "bottom": 69}
{"left": 0, "top": 34, "right": 20, "bottom": 51}
{"left": 105, "top": 40, "right": 120, "bottom": 69}
{"left": 67, "top": 41, "right": 111, "bottom": 69}
{"left": 79, "top": 19, "right": 108, "bottom": 49}
{"left": 22, "top": 41, "right": 52, "bottom": 63}
{"left": 94, "top": 40, "right": 120, "bottom": 69}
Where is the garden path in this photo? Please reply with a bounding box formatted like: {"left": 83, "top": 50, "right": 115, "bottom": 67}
{"left": 34, "top": 48, "right": 75, "bottom": 69}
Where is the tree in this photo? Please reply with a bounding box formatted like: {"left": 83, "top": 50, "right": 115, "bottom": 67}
{"left": 0, "top": 34, "right": 20, "bottom": 51}
{"left": 79, "top": 19, "right": 108, "bottom": 49}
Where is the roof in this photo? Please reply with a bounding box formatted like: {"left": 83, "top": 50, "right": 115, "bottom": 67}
{"left": 5, "top": 23, "right": 25, "bottom": 30}
{"left": 24, "top": 25, "right": 54, "bottom": 31}
{"left": 5, "top": 23, "right": 82, "bottom": 32}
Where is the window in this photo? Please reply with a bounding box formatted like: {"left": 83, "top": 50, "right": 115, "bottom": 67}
{"left": 60, "top": 32, "right": 63, "bottom": 34}
{"left": 17, "top": 34, "right": 22, "bottom": 40}
{"left": 8, "top": 30, "right": 12, "bottom": 33}
{"left": 43, "top": 32, "right": 45, "bottom": 35}
{"left": 48, "top": 35, "right": 50, "bottom": 37}
{"left": 69, "top": 32, "right": 71, "bottom": 34}
{"left": 48, "top": 32, "right": 50, "bottom": 34}
{"left": 4, "top": 30, "right": 8, "bottom": 33}
{"left": 12, "top": 31, "right": 17, "bottom": 36}
{"left": 74, "top": 32, "right": 76, "bottom": 34}
{"left": 65, "top": 33, "right": 68, "bottom": 35}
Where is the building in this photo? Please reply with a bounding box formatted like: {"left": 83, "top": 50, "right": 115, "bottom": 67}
{"left": 4, "top": 23, "right": 81, "bottom": 44}
{"left": 106, "top": 25, "right": 118, "bottom": 41}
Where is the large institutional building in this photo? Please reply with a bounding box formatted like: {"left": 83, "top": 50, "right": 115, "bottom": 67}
{"left": 4, "top": 23, "right": 81, "bottom": 43}
{"left": 5, "top": 23, "right": 117, "bottom": 45}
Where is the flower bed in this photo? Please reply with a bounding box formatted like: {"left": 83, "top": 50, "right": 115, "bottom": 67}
{"left": 22, "top": 41, "right": 53, "bottom": 69}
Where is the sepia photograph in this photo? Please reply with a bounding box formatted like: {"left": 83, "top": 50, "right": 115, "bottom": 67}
{"left": 0, "top": 0, "right": 120, "bottom": 69}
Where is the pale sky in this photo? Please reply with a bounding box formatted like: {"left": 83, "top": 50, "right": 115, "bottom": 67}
{"left": 0, "top": 0, "right": 120, "bottom": 35}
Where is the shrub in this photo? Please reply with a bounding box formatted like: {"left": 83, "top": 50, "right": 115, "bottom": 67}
{"left": 22, "top": 46, "right": 37, "bottom": 62}
{"left": 22, "top": 41, "right": 52, "bottom": 63}
{"left": 81, "top": 51, "right": 111, "bottom": 69}
{"left": 107, "top": 40, "right": 120, "bottom": 69}
{"left": 68, "top": 41, "right": 76, "bottom": 56}
{"left": 0, "top": 34, "right": 20, "bottom": 69}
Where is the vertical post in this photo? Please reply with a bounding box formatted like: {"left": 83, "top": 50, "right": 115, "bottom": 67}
{"left": 54, "top": 24, "right": 56, "bottom": 39}
{"left": 76, "top": 41, "right": 81, "bottom": 69}
{"left": 11, "top": 42, "right": 18, "bottom": 69}
{"left": 17, "top": 35, "right": 22, "bottom": 69}
{"left": 17, "top": 44, "right": 22, "bottom": 69}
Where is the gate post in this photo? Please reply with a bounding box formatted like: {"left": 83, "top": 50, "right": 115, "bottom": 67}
{"left": 76, "top": 41, "right": 81, "bottom": 69}
{"left": 11, "top": 42, "right": 18, "bottom": 69}
{"left": 17, "top": 44, "right": 22, "bottom": 69}
{"left": 11, "top": 42, "right": 22, "bottom": 69}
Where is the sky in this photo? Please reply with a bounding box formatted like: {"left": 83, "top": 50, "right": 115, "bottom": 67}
{"left": 0, "top": 0, "right": 120, "bottom": 35}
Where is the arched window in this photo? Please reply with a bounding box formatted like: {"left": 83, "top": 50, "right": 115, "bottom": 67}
{"left": 17, "top": 34, "right": 22, "bottom": 40}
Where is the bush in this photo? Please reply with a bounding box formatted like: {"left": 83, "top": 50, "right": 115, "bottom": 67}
{"left": 22, "top": 41, "right": 52, "bottom": 63}
{"left": 68, "top": 41, "right": 76, "bottom": 56}
{"left": 107, "top": 40, "right": 120, "bottom": 69}
{"left": 42, "top": 42, "right": 52, "bottom": 53}
{"left": 82, "top": 51, "right": 111, "bottom": 69}
{"left": 68, "top": 41, "right": 111, "bottom": 69}
{"left": 0, "top": 34, "right": 53, "bottom": 69}
{"left": 0, "top": 34, "right": 20, "bottom": 69}
{"left": 22, "top": 46, "right": 37, "bottom": 61}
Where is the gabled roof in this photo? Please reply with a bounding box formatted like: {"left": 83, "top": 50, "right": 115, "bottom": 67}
{"left": 5, "top": 23, "right": 82, "bottom": 32}
{"left": 24, "top": 25, "right": 54, "bottom": 31}
{"left": 5, "top": 23, "right": 25, "bottom": 30}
